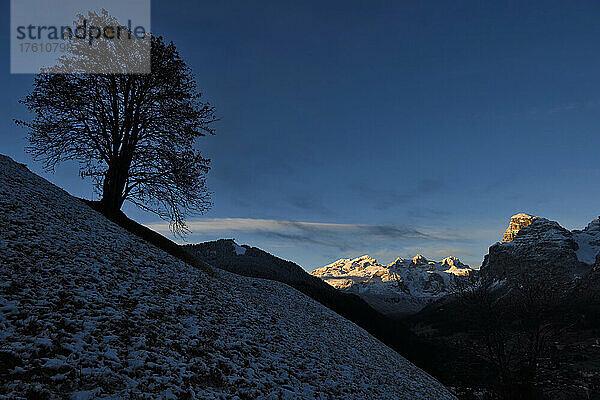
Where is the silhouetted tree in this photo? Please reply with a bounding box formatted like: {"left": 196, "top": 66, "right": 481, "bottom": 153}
{"left": 454, "top": 263, "right": 567, "bottom": 399}
{"left": 17, "top": 26, "right": 216, "bottom": 234}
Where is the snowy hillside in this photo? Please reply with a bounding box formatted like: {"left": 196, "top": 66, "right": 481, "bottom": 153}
{"left": 311, "top": 255, "right": 473, "bottom": 316}
{"left": 0, "top": 155, "right": 455, "bottom": 399}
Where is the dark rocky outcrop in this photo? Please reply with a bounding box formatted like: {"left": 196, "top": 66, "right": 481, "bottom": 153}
{"left": 482, "top": 214, "right": 586, "bottom": 280}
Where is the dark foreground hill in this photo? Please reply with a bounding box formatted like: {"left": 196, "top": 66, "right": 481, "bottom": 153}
{"left": 0, "top": 154, "right": 455, "bottom": 399}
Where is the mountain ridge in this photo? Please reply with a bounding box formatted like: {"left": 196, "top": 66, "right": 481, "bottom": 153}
{"left": 310, "top": 253, "right": 474, "bottom": 316}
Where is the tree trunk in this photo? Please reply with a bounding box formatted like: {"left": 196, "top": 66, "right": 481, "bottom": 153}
{"left": 100, "top": 159, "right": 128, "bottom": 214}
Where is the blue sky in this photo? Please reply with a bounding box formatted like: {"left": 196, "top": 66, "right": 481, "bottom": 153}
{"left": 3, "top": 1, "right": 600, "bottom": 270}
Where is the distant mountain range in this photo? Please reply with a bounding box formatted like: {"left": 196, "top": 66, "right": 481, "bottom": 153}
{"left": 309, "top": 212, "right": 600, "bottom": 316}
{"left": 310, "top": 254, "right": 474, "bottom": 316}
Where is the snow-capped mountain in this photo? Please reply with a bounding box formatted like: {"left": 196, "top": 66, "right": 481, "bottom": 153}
{"left": 0, "top": 154, "right": 456, "bottom": 399}
{"left": 310, "top": 213, "right": 600, "bottom": 317}
{"left": 311, "top": 254, "right": 473, "bottom": 316}
{"left": 482, "top": 212, "right": 600, "bottom": 280}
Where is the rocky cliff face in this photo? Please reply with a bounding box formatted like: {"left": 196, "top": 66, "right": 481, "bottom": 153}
{"left": 502, "top": 213, "right": 538, "bottom": 242}
{"left": 482, "top": 213, "right": 600, "bottom": 280}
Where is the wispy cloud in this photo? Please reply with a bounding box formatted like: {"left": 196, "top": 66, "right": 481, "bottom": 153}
{"left": 149, "top": 217, "right": 425, "bottom": 236}
{"left": 148, "top": 217, "right": 475, "bottom": 248}
{"left": 146, "top": 217, "right": 496, "bottom": 268}
{"left": 524, "top": 99, "right": 600, "bottom": 117}
{"left": 148, "top": 217, "right": 429, "bottom": 237}
{"left": 350, "top": 178, "right": 446, "bottom": 211}
{"left": 283, "top": 194, "right": 334, "bottom": 217}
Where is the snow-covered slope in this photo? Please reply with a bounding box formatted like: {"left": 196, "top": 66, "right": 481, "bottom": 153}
{"left": 311, "top": 254, "right": 473, "bottom": 316}
{"left": 572, "top": 218, "right": 600, "bottom": 265}
{"left": 0, "top": 155, "right": 455, "bottom": 399}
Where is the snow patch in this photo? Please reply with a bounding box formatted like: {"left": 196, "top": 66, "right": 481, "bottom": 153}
{"left": 232, "top": 241, "right": 247, "bottom": 255}
{"left": 573, "top": 232, "right": 600, "bottom": 265}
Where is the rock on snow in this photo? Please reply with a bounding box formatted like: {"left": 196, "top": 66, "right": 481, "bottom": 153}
{"left": 0, "top": 154, "right": 455, "bottom": 400}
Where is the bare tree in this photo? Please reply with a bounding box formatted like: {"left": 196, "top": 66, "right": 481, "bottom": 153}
{"left": 454, "top": 274, "right": 517, "bottom": 391}
{"left": 454, "top": 263, "right": 567, "bottom": 399}
{"left": 16, "top": 15, "right": 217, "bottom": 234}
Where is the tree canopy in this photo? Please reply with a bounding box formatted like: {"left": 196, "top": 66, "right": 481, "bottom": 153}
{"left": 17, "top": 32, "right": 217, "bottom": 234}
